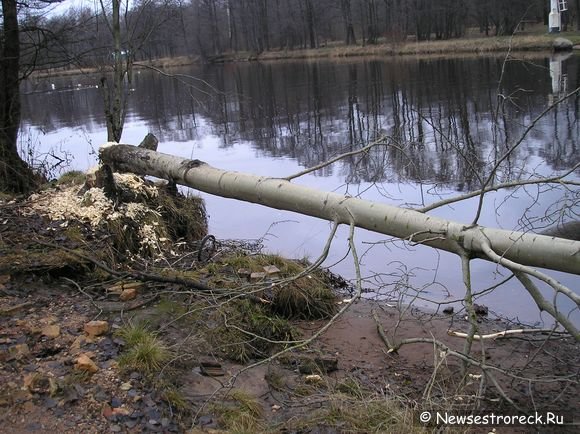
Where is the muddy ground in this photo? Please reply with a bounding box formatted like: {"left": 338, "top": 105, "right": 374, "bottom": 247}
{"left": 1, "top": 185, "right": 579, "bottom": 433}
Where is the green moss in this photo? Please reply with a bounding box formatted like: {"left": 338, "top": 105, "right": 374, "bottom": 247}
{"left": 0, "top": 247, "right": 90, "bottom": 274}
{"left": 155, "top": 297, "right": 187, "bottom": 316}
{"left": 203, "top": 253, "right": 338, "bottom": 320}
{"left": 0, "top": 192, "right": 15, "bottom": 201}
{"left": 63, "top": 224, "right": 84, "bottom": 243}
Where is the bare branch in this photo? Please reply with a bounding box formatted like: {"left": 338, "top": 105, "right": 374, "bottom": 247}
{"left": 417, "top": 163, "right": 580, "bottom": 213}
{"left": 471, "top": 87, "right": 580, "bottom": 225}
{"left": 285, "top": 135, "right": 395, "bottom": 181}
{"left": 448, "top": 328, "right": 569, "bottom": 340}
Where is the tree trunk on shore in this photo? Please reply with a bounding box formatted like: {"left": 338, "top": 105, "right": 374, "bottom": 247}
{"left": 100, "top": 144, "right": 580, "bottom": 276}
{"left": 0, "top": 0, "right": 37, "bottom": 193}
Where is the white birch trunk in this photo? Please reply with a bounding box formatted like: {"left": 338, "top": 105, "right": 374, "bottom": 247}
{"left": 100, "top": 144, "right": 580, "bottom": 276}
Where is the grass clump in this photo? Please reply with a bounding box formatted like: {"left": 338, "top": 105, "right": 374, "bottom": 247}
{"left": 230, "top": 389, "right": 262, "bottom": 418}
{"left": 57, "top": 170, "right": 86, "bottom": 186}
{"left": 264, "top": 368, "right": 287, "bottom": 391}
{"left": 335, "top": 376, "right": 366, "bottom": 399}
{"left": 224, "top": 253, "right": 303, "bottom": 276}
{"left": 207, "top": 253, "right": 338, "bottom": 320}
{"left": 161, "top": 386, "right": 189, "bottom": 411}
{"left": 115, "top": 322, "right": 152, "bottom": 347}
{"left": 210, "top": 299, "right": 295, "bottom": 363}
{"left": 289, "top": 394, "right": 422, "bottom": 434}
{"left": 272, "top": 281, "right": 337, "bottom": 319}
{"left": 116, "top": 323, "right": 171, "bottom": 373}
{"left": 210, "top": 390, "right": 264, "bottom": 433}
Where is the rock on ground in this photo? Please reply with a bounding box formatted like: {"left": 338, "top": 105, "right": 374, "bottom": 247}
{"left": 553, "top": 37, "right": 573, "bottom": 51}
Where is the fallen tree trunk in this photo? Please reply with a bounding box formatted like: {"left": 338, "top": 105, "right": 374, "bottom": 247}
{"left": 99, "top": 143, "right": 580, "bottom": 276}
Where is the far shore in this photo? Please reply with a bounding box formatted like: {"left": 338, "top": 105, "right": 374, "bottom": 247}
{"left": 31, "top": 33, "right": 579, "bottom": 78}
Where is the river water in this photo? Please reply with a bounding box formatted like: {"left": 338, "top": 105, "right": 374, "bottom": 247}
{"left": 20, "top": 54, "right": 580, "bottom": 324}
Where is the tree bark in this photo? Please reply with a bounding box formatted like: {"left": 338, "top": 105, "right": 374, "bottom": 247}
{"left": 100, "top": 144, "right": 580, "bottom": 276}
{"left": 0, "top": 0, "right": 36, "bottom": 193}
{"left": 100, "top": 0, "right": 128, "bottom": 143}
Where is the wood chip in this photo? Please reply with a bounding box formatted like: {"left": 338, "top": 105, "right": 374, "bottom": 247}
{"left": 250, "top": 272, "right": 267, "bottom": 281}
{"left": 263, "top": 265, "right": 280, "bottom": 275}
{"left": 200, "top": 360, "right": 225, "bottom": 377}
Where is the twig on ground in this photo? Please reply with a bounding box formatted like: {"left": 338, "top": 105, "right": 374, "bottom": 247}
{"left": 448, "top": 328, "right": 569, "bottom": 340}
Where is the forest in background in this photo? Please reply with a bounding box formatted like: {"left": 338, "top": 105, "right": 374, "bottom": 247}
{"left": 17, "top": 0, "right": 580, "bottom": 71}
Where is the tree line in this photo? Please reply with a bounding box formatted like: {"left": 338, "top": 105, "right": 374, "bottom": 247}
{"left": 24, "top": 0, "right": 580, "bottom": 68}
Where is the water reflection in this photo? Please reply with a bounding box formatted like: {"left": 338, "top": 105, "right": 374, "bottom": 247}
{"left": 22, "top": 56, "right": 580, "bottom": 188}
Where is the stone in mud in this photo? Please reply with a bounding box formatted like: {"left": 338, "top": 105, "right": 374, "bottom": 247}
{"left": 42, "top": 325, "right": 60, "bottom": 339}
{"left": 8, "top": 343, "right": 30, "bottom": 360}
{"left": 263, "top": 265, "right": 281, "bottom": 275}
{"left": 75, "top": 354, "right": 99, "bottom": 373}
{"left": 24, "top": 372, "right": 52, "bottom": 394}
{"left": 119, "top": 287, "right": 137, "bottom": 301}
{"left": 84, "top": 320, "right": 109, "bottom": 337}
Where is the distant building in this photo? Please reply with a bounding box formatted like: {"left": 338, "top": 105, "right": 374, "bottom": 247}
{"left": 549, "top": 0, "right": 568, "bottom": 33}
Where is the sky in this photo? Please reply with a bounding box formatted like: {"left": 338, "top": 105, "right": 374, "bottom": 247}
{"left": 44, "top": 0, "right": 107, "bottom": 17}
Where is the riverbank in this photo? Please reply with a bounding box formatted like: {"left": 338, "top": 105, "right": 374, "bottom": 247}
{"left": 1, "top": 171, "right": 579, "bottom": 432}
{"left": 31, "top": 33, "right": 580, "bottom": 79}
{"left": 207, "top": 34, "right": 579, "bottom": 63}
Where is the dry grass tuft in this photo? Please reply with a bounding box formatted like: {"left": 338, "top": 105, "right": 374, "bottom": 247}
{"left": 117, "top": 323, "right": 172, "bottom": 373}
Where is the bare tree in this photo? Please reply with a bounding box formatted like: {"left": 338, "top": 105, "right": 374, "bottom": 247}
{"left": 0, "top": 0, "right": 77, "bottom": 193}
{"left": 341, "top": 0, "right": 357, "bottom": 45}
{"left": 97, "top": 0, "right": 180, "bottom": 142}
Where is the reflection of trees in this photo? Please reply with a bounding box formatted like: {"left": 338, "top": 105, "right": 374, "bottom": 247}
{"left": 540, "top": 103, "right": 580, "bottom": 171}
{"left": 21, "top": 56, "right": 579, "bottom": 190}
